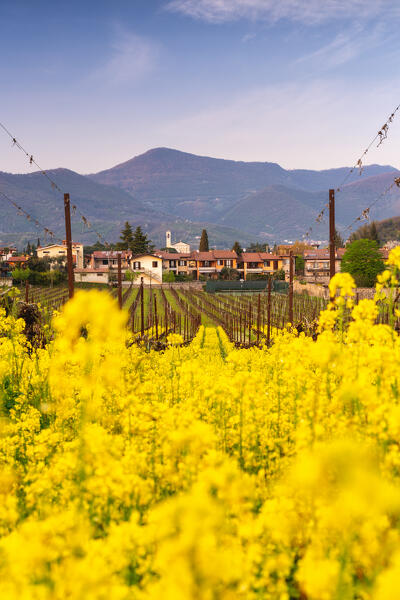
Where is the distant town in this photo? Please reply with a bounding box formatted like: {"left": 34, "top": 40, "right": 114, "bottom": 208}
{"left": 1, "top": 221, "right": 397, "bottom": 289}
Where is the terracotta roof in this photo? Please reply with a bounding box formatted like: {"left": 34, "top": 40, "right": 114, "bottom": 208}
{"left": 8, "top": 256, "right": 28, "bottom": 262}
{"left": 304, "top": 248, "right": 346, "bottom": 259}
{"left": 131, "top": 254, "right": 162, "bottom": 260}
{"left": 190, "top": 250, "right": 238, "bottom": 260}
{"left": 239, "top": 252, "right": 281, "bottom": 262}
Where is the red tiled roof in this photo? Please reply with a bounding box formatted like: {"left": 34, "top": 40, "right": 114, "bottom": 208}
{"left": 75, "top": 268, "right": 109, "bottom": 273}
{"left": 304, "top": 248, "right": 346, "bottom": 259}
{"left": 239, "top": 252, "right": 281, "bottom": 262}
{"left": 190, "top": 250, "right": 238, "bottom": 260}
{"left": 8, "top": 256, "right": 28, "bottom": 262}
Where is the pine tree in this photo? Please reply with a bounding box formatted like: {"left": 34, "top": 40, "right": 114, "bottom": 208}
{"left": 117, "top": 222, "right": 134, "bottom": 250}
{"left": 231, "top": 241, "right": 243, "bottom": 255}
{"left": 334, "top": 229, "right": 344, "bottom": 248}
{"left": 369, "top": 222, "right": 380, "bottom": 244}
{"left": 199, "top": 229, "right": 209, "bottom": 252}
{"left": 131, "top": 226, "right": 154, "bottom": 255}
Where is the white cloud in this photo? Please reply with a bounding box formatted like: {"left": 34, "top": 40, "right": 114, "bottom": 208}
{"left": 295, "top": 23, "right": 386, "bottom": 68}
{"left": 166, "top": 0, "right": 396, "bottom": 25}
{"left": 93, "top": 29, "right": 158, "bottom": 85}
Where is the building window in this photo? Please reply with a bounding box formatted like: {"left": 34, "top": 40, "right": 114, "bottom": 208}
{"left": 43, "top": 251, "right": 49, "bottom": 254}
{"left": 264, "top": 260, "right": 270, "bottom": 267}
{"left": 226, "top": 260, "right": 232, "bottom": 267}
{"left": 273, "top": 261, "right": 278, "bottom": 270}
{"left": 179, "top": 260, "right": 186, "bottom": 266}
{"left": 96, "top": 273, "right": 103, "bottom": 277}
{"left": 58, "top": 250, "right": 65, "bottom": 254}
{"left": 170, "top": 260, "right": 176, "bottom": 268}
{"left": 217, "top": 259, "right": 224, "bottom": 266}
{"left": 102, "top": 260, "right": 108, "bottom": 265}
{"left": 152, "top": 261, "right": 158, "bottom": 268}
{"left": 133, "top": 261, "right": 141, "bottom": 270}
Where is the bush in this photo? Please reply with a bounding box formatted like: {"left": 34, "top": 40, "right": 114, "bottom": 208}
{"left": 162, "top": 271, "right": 176, "bottom": 283}
{"left": 341, "top": 239, "right": 385, "bottom": 287}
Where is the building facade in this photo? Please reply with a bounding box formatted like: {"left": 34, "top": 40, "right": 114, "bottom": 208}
{"left": 37, "top": 242, "right": 84, "bottom": 269}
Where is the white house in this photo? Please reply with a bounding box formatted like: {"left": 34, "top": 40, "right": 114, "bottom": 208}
{"left": 131, "top": 254, "right": 162, "bottom": 285}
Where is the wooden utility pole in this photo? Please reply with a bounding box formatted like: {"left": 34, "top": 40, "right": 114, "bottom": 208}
{"left": 117, "top": 253, "right": 122, "bottom": 309}
{"left": 329, "top": 189, "right": 336, "bottom": 280}
{"left": 267, "top": 277, "right": 272, "bottom": 346}
{"left": 288, "top": 250, "right": 294, "bottom": 324}
{"left": 64, "top": 193, "right": 74, "bottom": 299}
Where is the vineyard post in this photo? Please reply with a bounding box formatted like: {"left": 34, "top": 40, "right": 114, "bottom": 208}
{"left": 289, "top": 251, "right": 294, "bottom": 324}
{"left": 140, "top": 279, "right": 144, "bottom": 338}
{"left": 267, "top": 277, "right": 271, "bottom": 346}
{"left": 257, "top": 293, "right": 260, "bottom": 344}
{"left": 64, "top": 193, "right": 74, "bottom": 299}
{"left": 117, "top": 253, "right": 122, "bottom": 309}
{"left": 25, "top": 280, "right": 29, "bottom": 303}
{"left": 329, "top": 189, "right": 336, "bottom": 287}
{"left": 154, "top": 295, "right": 158, "bottom": 340}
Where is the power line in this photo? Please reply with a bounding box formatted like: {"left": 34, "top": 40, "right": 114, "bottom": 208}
{"left": 0, "top": 189, "right": 64, "bottom": 245}
{"left": 0, "top": 121, "right": 111, "bottom": 247}
{"left": 303, "top": 101, "right": 400, "bottom": 240}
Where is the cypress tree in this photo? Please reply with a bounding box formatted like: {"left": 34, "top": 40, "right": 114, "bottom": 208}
{"left": 199, "top": 229, "right": 209, "bottom": 252}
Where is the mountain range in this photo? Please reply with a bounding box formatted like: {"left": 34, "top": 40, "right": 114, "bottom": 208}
{"left": 1, "top": 147, "right": 399, "bottom": 248}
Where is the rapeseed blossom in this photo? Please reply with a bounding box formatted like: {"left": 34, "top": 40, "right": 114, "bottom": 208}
{"left": 0, "top": 249, "right": 400, "bottom": 598}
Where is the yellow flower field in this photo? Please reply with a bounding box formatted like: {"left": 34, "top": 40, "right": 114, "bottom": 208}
{"left": 1, "top": 248, "right": 400, "bottom": 599}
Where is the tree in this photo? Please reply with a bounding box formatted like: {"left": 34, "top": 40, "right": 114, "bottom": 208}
{"left": 247, "top": 242, "right": 268, "bottom": 252}
{"left": 231, "top": 241, "right": 243, "bottom": 255}
{"left": 341, "top": 239, "right": 384, "bottom": 287}
{"left": 295, "top": 256, "right": 305, "bottom": 275}
{"left": 131, "top": 226, "right": 154, "bottom": 255}
{"left": 117, "top": 221, "right": 134, "bottom": 250}
{"left": 219, "top": 267, "right": 240, "bottom": 280}
{"left": 334, "top": 229, "right": 344, "bottom": 248}
{"left": 349, "top": 221, "right": 380, "bottom": 245}
{"left": 199, "top": 229, "right": 209, "bottom": 252}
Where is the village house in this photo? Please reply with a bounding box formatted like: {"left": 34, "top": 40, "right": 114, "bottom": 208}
{"left": 89, "top": 250, "right": 131, "bottom": 270}
{"left": 155, "top": 251, "right": 192, "bottom": 276}
{"left": 37, "top": 242, "right": 84, "bottom": 269}
{"left": 237, "top": 252, "right": 289, "bottom": 280}
{"left": 75, "top": 252, "right": 162, "bottom": 285}
{"left": 303, "top": 248, "right": 346, "bottom": 282}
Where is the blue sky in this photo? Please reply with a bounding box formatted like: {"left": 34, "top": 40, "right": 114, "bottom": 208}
{"left": 1, "top": 0, "right": 400, "bottom": 173}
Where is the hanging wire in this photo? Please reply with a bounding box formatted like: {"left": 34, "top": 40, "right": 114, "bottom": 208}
{"left": 0, "top": 190, "right": 65, "bottom": 245}
{"left": 345, "top": 176, "right": 400, "bottom": 235}
{"left": 0, "top": 121, "right": 111, "bottom": 247}
{"left": 303, "top": 101, "right": 400, "bottom": 240}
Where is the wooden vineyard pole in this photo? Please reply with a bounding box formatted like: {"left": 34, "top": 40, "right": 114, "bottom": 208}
{"left": 64, "top": 193, "right": 74, "bottom": 299}
{"left": 25, "top": 280, "right": 29, "bottom": 303}
{"left": 256, "top": 293, "right": 261, "bottom": 344}
{"left": 329, "top": 189, "right": 336, "bottom": 281}
{"left": 140, "top": 279, "right": 144, "bottom": 338}
{"left": 154, "top": 295, "right": 159, "bottom": 340}
{"left": 117, "top": 253, "right": 122, "bottom": 309}
{"left": 267, "top": 277, "right": 272, "bottom": 346}
{"left": 288, "top": 250, "right": 294, "bottom": 325}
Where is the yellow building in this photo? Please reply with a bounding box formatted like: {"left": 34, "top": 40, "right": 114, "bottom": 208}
{"left": 37, "top": 242, "right": 84, "bottom": 269}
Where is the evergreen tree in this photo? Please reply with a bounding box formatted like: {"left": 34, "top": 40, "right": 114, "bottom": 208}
{"left": 131, "top": 226, "right": 154, "bottom": 255}
{"left": 117, "top": 221, "right": 134, "bottom": 250}
{"left": 37, "top": 238, "right": 41, "bottom": 248}
{"left": 199, "top": 229, "right": 209, "bottom": 252}
{"left": 231, "top": 241, "right": 243, "bottom": 255}
{"left": 334, "top": 229, "right": 345, "bottom": 248}
{"left": 369, "top": 221, "right": 380, "bottom": 244}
